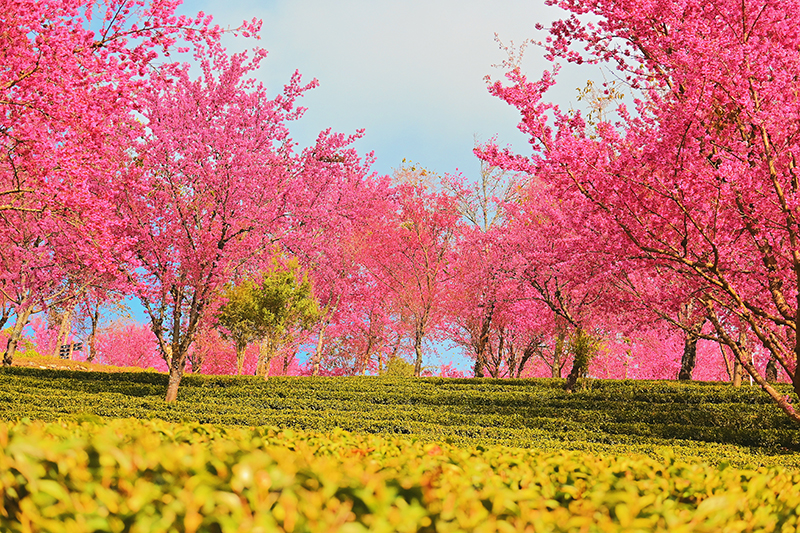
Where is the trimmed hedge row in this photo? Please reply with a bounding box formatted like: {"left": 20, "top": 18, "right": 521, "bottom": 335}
{"left": 2, "top": 367, "right": 799, "bottom": 460}
{"left": 2, "top": 418, "right": 800, "bottom": 533}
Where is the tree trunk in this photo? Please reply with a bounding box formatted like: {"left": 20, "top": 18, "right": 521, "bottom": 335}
{"left": 487, "top": 348, "right": 501, "bottom": 378}
{"left": 491, "top": 329, "right": 505, "bottom": 378}
{"left": 311, "top": 321, "right": 328, "bottom": 376}
{"left": 3, "top": 306, "right": 33, "bottom": 366}
{"left": 165, "top": 366, "right": 183, "bottom": 402}
{"left": 163, "top": 344, "right": 173, "bottom": 368}
{"left": 282, "top": 350, "right": 294, "bottom": 375}
{"left": 257, "top": 338, "right": 275, "bottom": 378}
{"left": 564, "top": 359, "right": 582, "bottom": 393}
{"left": 732, "top": 358, "right": 743, "bottom": 387}
{"left": 720, "top": 343, "right": 735, "bottom": 381}
{"left": 413, "top": 329, "right": 423, "bottom": 377}
{"left": 473, "top": 359, "right": 484, "bottom": 378}
{"left": 52, "top": 306, "right": 74, "bottom": 359}
{"left": 473, "top": 301, "right": 495, "bottom": 379}
{"left": 87, "top": 306, "right": 100, "bottom": 362}
{"left": 551, "top": 364, "right": 561, "bottom": 378}
{"left": 678, "top": 329, "right": 699, "bottom": 381}
{"left": 0, "top": 305, "right": 10, "bottom": 332}
{"left": 506, "top": 345, "right": 518, "bottom": 378}
{"left": 235, "top": 340, "right": 246, "bottom": 375}
{"left": 794, "top": 339, "right": 800, "bottom": 398}
{"left": 766, "top": 354, "right": 778, "bottom": 383}
{"left": 732, "top": 329, "right": 748, "bottom": 387}
{"left": 515, "top": 339, "right": 536, "bottom": 379}
{"left": 164, "top": 345, "right": 186, "bottom": 403}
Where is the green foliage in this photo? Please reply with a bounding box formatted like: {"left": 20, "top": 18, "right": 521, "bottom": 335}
{"left": 216, "top": 258, "right": 321, "bottom": 374}
{"left": 217, "top": 258, "right": 321, "bottom": 342}
{"left": 569, "top": 329, "right": 602, "bottom": 370}
{"left": 382, "top": 357, "right": 415, "bottom": 377}
{"left": 2, "top": 368, "right": 800, "bottom": 466}
{"left": 565, "top": 328, "right": 603, "bottom": 392}
{"left": 216, "top": 282, "right": 263, "bottom": 351}
{"left": 2, "top": 418, "right": 800, "bottom": 532}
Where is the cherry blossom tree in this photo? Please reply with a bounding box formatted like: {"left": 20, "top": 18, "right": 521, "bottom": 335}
{"left": 360, "top": 170, "right": 460, "bottom": 376}
{"left": 123, "top": 49, "right": 293, "bottom": 400}
{"left": 0, "top": 0, "right": 248, "bottom": 366}
{"left": 285, "top": 171, "right": 393, "bottom": 376}
{"left": 125, "top": 38, "right": 378, "bottom": 400}
{"left": 442, "top": 161, "right": 528, "bottom": 377}
{"left": 481, "top": 0, "right": 800, "bottom": 419}
{"left": 95, "top": 319, "right": 163, "bottom": 370}
{"left": 502, "top": 175, "right": 632, "bottom": 389}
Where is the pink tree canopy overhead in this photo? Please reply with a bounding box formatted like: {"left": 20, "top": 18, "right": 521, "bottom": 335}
{"left": 480, "top": 0, "right": 800, "bottom": 420}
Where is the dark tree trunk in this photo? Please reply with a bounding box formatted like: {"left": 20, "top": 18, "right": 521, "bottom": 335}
{"left": 413, "top": 329, "right": 423, "bottom": 377}
{"left": 732, "top": 329, "right": 748, "bottom": 388}
{"left": 87, "top": 306, "right": 100, "bottom": 362}
{"left": 311, "top": 320, "right": 329, "bottom": 376}
{"left": 283, "top": 350, "right": 295, "bottom": 375}
{"left": 678, "top": 330, "right": 699, "bottom": 381}
{"left": 472, "top": 301, "right": 495, "bottom": 379}
{"left": 766, "top": 354, "right": 778, "bottom": 383}
{"left": 564, "top": 357, "right": 583, "bottom": 394}
{"left": 513, "top": 337, "right": 537, "bottom": 378}
{"left": 732, "top": 358, "right": 743, "bottom": 387}
{"left": 794, "top": 341, "right": 800, "bottom": 398}
{"left": 473, "top": 358, "right": 485, "bottom": 378}
{"left": 564, "top": 329, "right": 594, "bottom": 393}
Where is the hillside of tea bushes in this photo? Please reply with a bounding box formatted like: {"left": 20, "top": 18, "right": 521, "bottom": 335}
{"left": 1, "top": 366, "right": 799, "bottom": 466}
{"left": 3, "top": 367, "right": 800, "bottom": 532}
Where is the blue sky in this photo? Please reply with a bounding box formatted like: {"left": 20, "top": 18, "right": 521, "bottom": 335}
{"left": 176, "top": 0, "right": 600, "bottom": 178}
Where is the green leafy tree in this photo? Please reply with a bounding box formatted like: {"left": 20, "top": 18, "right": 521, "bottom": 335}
{"left": 216, "top": 283, "right": 261, "bottom": 375}
{"left": 381, "top": 356, "right": 416, "bottom": 377}
{"left": 217, "top": 259, "right": 321, "bottom": 376}
{"left": 564, "top": 329, "right": 603, "bottom": 393}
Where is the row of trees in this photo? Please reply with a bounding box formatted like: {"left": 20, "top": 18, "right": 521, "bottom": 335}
{"left": 0, "top": 0, "right": 384, "bottom": 400}
{"left": 5, "top": 148, "right": 763, "bottom": 389}
{"left": 3, "top": 0, "right": 798, "bottom": 417}
{"left": 476, "top": 0, "right": 800, "bottom": 422}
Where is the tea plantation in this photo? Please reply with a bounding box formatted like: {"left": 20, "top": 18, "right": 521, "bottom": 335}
{"left": 2, "top": 367, "right": 800, "bottom": 532}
